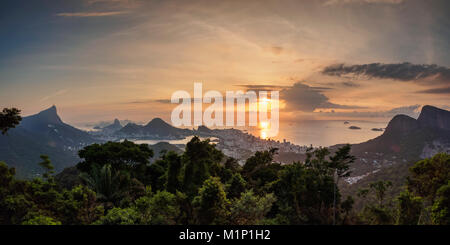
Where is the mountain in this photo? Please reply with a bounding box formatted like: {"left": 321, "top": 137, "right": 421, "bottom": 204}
{"left": 0, "top": 106, "right": 100, "bottom": 178}
{"left": 351, "top": 105, "right": 450, "bottom": 161}
{"left": 149, "top": 142, "right": 184, "bottom": 162}
{"left": 417, "top": 105, "right": 450, "bottom": 130}
{"left": 19, "top": 106, "right": 98, "bottom": 147}
{"left": 116, "top": 118, "right": 192, "bottom": 139}
{"left": 340, "top": 105, "right": 450, "bottom": 209}
{"left": 100, "top": 118, "right": 123, "bottom": 134}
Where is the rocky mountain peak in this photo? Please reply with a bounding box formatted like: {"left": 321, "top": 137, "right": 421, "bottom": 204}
{"left": 417, "top": 105, "right": 450, "bottom": 130}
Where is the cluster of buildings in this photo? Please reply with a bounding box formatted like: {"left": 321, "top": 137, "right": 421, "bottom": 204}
{"left": 203, "top": 128, "right": 309, "bottom": 162}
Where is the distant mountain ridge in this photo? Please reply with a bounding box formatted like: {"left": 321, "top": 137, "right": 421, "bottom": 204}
{"left": 99, "top": 118, "right": 123, "bottom": 134}
{"left": 116, "top": 118, "right": 192, "bottom": 139}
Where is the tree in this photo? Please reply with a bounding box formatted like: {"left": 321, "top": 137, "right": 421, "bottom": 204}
{"left": 182, "top": 136, "right": 224, "bottom": 197}
{"left": 136, "top": 191, "right": 180, "bottom": 225}
{"left": 407, "top": 153, "right": 450, "bottom": 203}
{"left": 370, "top": 181, "right": 393, "bottom": 207}
{"left": 193, "top": 177, "right": 230, "bottom": 224}
{"left": 242, "top": 148, "right": 277, "bottom": 178}
{"left": 431, "top": 181, "right": 450, "bottom": 225}
{"left": 0, "top": 108, "right": 21, "bottom": 134}
{"left": 396, "top": 190, "right": 422, "bottom": 225}
{"left": 77, "top": 140, "right": 153, "bottom": 175}
{"left": 21, "top": 214, "right": 61, "bottom": 225}
{"left": 94, "top": 207, "right": 139, "bottom": 225}
{"left": 38, "top": 155, "right": 54, "bottom": 180}
{"left": 328, "top": 144, "right": 354, "bottom": 178}
{"left": 340, "top": 196, "right": 354, "bottom": 224}
{"left": 226, "top": 173, "right": 247, "bottom": 199}
{"left": 274, "top": 162, "right": 335, "bottom": 224}
{"left": 229, "top": 190, "right": 276, "bottom": 225}
{"left": 79, "top": 164, "right": 130, "bottom": 207}
{"left": 166, "top": 151, "right": 182, "bottom": 193}
{"left": 224, "top": 157, "right": 241, "bottom": 173}
{"left": 242, "top": 148, "right": 282, "bottom": 194}
{"left": 273, "top": 145, "right": 355, "bottom": 225}
{"left": 58, "top": 185, "right": 104, "bottom": 225}
{"left": 358, "top": 181, "right": 394, "bottom": 225}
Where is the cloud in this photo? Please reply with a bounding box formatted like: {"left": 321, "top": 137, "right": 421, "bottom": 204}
{"left": 235, "top": 84, "right": 290, "bottom": 91}
{"left": 324, "top": 0, "right": 405, "bottom": 5}
{"left": 416, "top": 87, "right": 450, "bottom": 94}
{"left": 341, "top": 81, "right": 360, "bottom": 87}
{"left": 322, "top": 62, "right": 450, "bottom": 84}
{"left": 40, "top": 89, "right": 69, "bottom": 102}
{"left": 270, "top": 46, "right": 284, "bottom": 55}
{"left": 281, "top": 82, "right": 364, "bottom": 112}
{"left": 384, "top": 104, "right": 421, "bottom": 117}
{"left": 56, "top": 11, "right": 128, "bottom": 17}
{"left": 318, "top": 104, "right": 421, "bottom": 118}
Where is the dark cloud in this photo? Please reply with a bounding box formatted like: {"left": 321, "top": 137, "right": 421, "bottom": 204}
{"left": 319, "top": 81, "right": 361, "bottom": 88}
{"left": 416, "top": 86, "right": 450, "bottom": 94}
{"left": 235, "top": 84, "right": 289, "bottom": 91}
{"left": 281, "top": 82, "right": 364, "bottom": 112}
{"left": 318, "top": 104, "right": 421, "bottom": 118}
{"left": 341, "top": 81, "right": 360, "bottom": 87}
{"left": 322, "top": 62, "right": 450, "bottom": 84}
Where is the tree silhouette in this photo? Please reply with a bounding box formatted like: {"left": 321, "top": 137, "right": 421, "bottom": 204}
{"left": 0, "top": 108, "right": 22, "bottom": 134}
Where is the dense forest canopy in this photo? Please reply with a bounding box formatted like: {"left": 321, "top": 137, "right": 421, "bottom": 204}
{"left": 0, "top": 137, "right": 448, "bottom": 225}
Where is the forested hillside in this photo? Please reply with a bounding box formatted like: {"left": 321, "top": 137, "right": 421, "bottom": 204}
{"left": 1, "top": 136, "right": 448, "bottom": 225}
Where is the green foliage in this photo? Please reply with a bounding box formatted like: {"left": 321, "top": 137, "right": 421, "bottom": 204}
{"left": 166, "top": 151, "right": 182, "bottom": 193}
{"left": 95, "top": 207, "right": 139, "bottom": 225}
{"left": 358, "top": 180, "right": 395, "bottom": 224}
{"left": 229, "top": 190, "right": 276, "bottom": 225}
{"left": 243, "top": 148, "right": 277, "bottom": 179}
{"left": 146, "top": 159, "right": 167, "bottom": 192}
{"left": 360, "top": 205, "right": 394, "bottom": 225}
{"left": 369, "top": 181, "right": 392, "bottom": 207}
{"left": 0, "top": 108, "right": 22, "bottom": 135}
{"left": 58, "top": 185, "right": 104, "bottom": 225}
{"left": 242, "top": 148, "right": 282, "bottom": 194}
{"left": 38, "top": 155, "right": 54, "bottom": 180}
{"left": 77, "top": 140, "right": 153, "bottom": 174}
{"left": 182, "top": 136, "right": 224, "bottom": 197}
{"left": 274, "top": 162, "right": 336, "bottom": 224}
{"left": 138, "top": 191, "right": 180, "bottom": 225}
{"left": 431, "top": 181, "right": 450, "bottom": 225}
{"left": 340, "top": 196, "right": 355, "bottom": 224}
{"left": 396, "top": 190, "right": 422, "bottom": 225}
{"left": 407, "top": 153, "right": 450, "bottom": 202}
{"left": 224, "top": 157, "right": 241, "bottom": 173}
{"left": 193, "top": 176, "right": 230, "bottom": 224}
{"left": 226, "top": 173, "right": 247, "bottom": 199}
{"left": 272, "top": 145, "right": 355, "bottom": 225}
{"left": 22, "top": 214, "right": 61, "bottom": 225}
{"left": 79, "top": 164, "right": 130, "bottom": 207}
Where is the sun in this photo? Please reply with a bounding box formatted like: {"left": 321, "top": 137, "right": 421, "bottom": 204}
{"left": 260, "top": 131, "right": 267, "bottom": 139}
{"left": 259, "top": 121, "right": 269, "bottom": 129}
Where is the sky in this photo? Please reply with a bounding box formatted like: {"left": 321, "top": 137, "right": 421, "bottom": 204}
{"left": 0, "top": 0, "right": 449, "bottom": 125}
